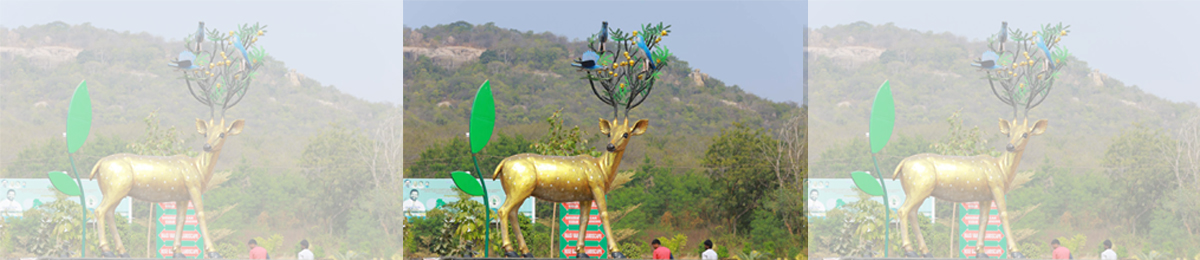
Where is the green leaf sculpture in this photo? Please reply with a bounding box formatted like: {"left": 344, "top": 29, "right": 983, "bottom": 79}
{"left": 469, "top": 80, "right": 496, "bottom": 154}
{"left": 851, "top": 171, "right": 885, "bottom": 196}
{"left": 451, "top": 171, "right": 485, "bottom": 196}
{"left": 869, "top": 80, "right": 895, "bottom": 154}
{"left": 47, "top": 171, "right": 82, "bottom": 196}
{"left": 66, "top": 80, "right": 92, "bottom": 154}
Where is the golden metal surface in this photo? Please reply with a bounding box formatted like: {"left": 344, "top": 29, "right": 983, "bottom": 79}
{"left": 492, "top": 118, "right": 648, "bottom": 256}
{"left": 892, "top": 118, "right": 1046, "bottom": 256}
{"left": 90, "top": 118, "right": 244, "bottom": 256}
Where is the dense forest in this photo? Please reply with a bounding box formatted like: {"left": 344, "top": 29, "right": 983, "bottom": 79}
{"left": 808, "top": 22, "right": 1200, "bottom": 259}
{"left": 403, "top": 21, "right": 806, "bottom": 258}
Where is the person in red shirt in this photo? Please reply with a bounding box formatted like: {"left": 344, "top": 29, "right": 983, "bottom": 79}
{"left": 249, "top": 239, "right": 269, "bottom": 259}
{"left": 652, "top": 239, "right": 672, "bottom": 259}
{"left": 1051, "top": 239, "right": 1071, "bottom": 259}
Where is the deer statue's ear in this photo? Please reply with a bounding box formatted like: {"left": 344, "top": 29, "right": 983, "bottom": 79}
{"left": 599, "top": 118, "right": 612, "bottom": 135}
{"left": 1030, "top": 119, "right": 1049, "bottom": 136}
{"left": 631, "top": 119, "right": 650, "bottom": 136}
{"left": 226, "top": 119, "right": 246, "bottom": 136}
{"left": 197, "top": 118, "right": 208, "bottom": 135}
{"left": 998, "top": 118, "right": 1012, "bottom": 135}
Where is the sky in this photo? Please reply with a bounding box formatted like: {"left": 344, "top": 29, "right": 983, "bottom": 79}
{"left": 0, "top": 0, "right": 405, "bottom": 105}
{"left": 810, "top": 0, "right": 1200, "bottom": 105}
{"left": 404, "top": 0, "right": 808, "bottom": 105}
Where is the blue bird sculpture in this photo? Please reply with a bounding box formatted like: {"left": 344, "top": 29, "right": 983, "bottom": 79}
{"left": 234, "top": 36, "right": 253, "bottom": 69}
{"left": 169, "top": 51, "right": 198, "bottom": 70}
{"left": 638, "top": 34, "right": 655, "bottom": 70}
{"left": 572, "top": 50, "right": 602, "bottom": 70}
{"left": 1037, "top": 37, "right": 1056, "bottom": 70}
{"left": 972, "top": 51, "right": 1001, "bottom": 70}
{"left": 599, "top": 21, "right": 608, "bottom": 52}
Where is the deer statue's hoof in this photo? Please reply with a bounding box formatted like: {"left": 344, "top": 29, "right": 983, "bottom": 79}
{"left": 120, "top": 252, "right": 131, "bottom": 258}
{"left": 611, "top": 252, "right": 628, "bottom": 259}
{"left": 975, "top": 251, "right": 990, "bottom": 259}
{"left": 905, "top": 251, "right": 920, "bottom": 258}
{"left": 505, "top": 251, "right": 520, "bottom": 258}
{"left": 102, "top": 251, "right": 117, "bottom": 257}
{"left": 576, "top": 252, "right": 591, "bottom": 259}
{"left": 1010, "top": 252, "right": 1026, "bottom": 259}
{"left": 923, "top": 253, "right": 934, "bottom": 258}
{"left": 209, "top": 252, "right": 223, "bottom": 259}
{"left": 522, "top": 252, "right": 535, "bottom": 258}
{"left": 174, "top": 252, "right": 187, "bottom": 258}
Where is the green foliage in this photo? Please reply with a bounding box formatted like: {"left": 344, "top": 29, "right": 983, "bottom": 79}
{"left": 620, "top": 241, "right": 650, "bottom": 259}
{"left": 1103, "top": 124, "right": 1176, "bottom": 235}
{"left": 658, "top": 234, "right": 688, "bottom": 256}
{"left": 4, "top": 135, "right": 131, "bottom": 178}
{"left": 736, "top": 250, "right": 771, "bottom": 260}
{"left": 299, "top": 123, "right": 372, "bottom": 234}
{"left": 1057, "top": 234, "right": 1087, "bottom": 255}
{"left": 530, "top": 109, "right": 601, "bottom": 157}
{"left": 703, "top": 122, "right": 778, "bottom": 232}
{"left": 127, "top": 111, "right": 197, "bottom": 157}
{"left": 813, "top": 192, "right": 901, "bottom": 257}
{"left": 930, "top": 110, "right": 1001, "bottom": 157}
{"left": 254, "top": 234, "right": 285, "bottom": 258}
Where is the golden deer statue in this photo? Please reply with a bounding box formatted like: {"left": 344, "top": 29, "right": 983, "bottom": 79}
{"left": 492, "top": 118, "right": 647, "bottom": 258}
{"left": 892, "top": 118, "right": 1047, "bottom": 258}
{"left": 90, "top": 118, "right": 243, "bottom": 258}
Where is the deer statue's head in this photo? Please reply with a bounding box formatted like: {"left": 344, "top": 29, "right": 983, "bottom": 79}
{"left": 599, "top": 118, "right": 649, "bottom": 153}
{"left": 196, "top": 118, "right": 245, "bottom": 153}
{"left": 998, "top": 118, "right": 1048, "bottom": 153}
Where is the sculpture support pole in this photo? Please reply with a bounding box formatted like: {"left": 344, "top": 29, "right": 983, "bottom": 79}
{"left": 69, "top": 153, "right": 87, "bottom": 257}
{"left": 472, "top": 154, "right": 490, "bottom": 257}
{"left": 871, "top": 154, "right": 889, "bottom": 257}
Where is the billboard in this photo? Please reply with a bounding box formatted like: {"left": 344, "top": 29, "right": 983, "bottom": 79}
{"left": 156, "top": 201, "right": 205, "bottom": 259}
{"left": 0, "top": 178, "right": 133, "bottom": 222}
{"left": 403, "top": 178, "right": 535, "bottom": 222}
{"left": 808, "top": 178, "right": 935, "bottom": 223}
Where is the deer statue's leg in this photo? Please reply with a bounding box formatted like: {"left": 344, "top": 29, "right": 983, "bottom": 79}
{"left": 107, "top": 211, "right": 130, "bottom": 257}
{"left": 990, "top": 187, "right": 1024, "bottom": 259}
{"left": 575, "top": 200, "right": 594, "bottom": 259}
{"left": 974, "top": 200, "right": 992, "bottom": 259}
{"left": 908, "top": 203, "right": 933, "bottom": 258}
{"left": 96, "top": 183, "right": 130, "bottom": 257}
{"left": 507, "top": 202, "right": 533, "bottom": 258}
{"left": 898, "top": 178, "right": 934, "bottom": 258}
{"left": 498, "top": 188, "right": 532, "bottom": 258}
{"left": 173, "top": 200, "right": 188, "bottom": 258}
{"left": 591, "top": 188, "right": 626, "bottom": 259}
{"left": 187, "top": 185, "right": 220, "bottom": 259}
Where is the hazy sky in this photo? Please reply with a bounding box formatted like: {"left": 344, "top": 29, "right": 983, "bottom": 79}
{"left": 810, "top": 0, "right": 1200, "bottom": 105}
{"left": 0, "top": 0, "right": 404, "bottom": 105}
{"left": 404, "top": 0, "right": 808, "bottom": 105}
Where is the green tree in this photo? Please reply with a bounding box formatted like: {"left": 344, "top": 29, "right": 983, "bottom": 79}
{"left": 299, "top": 123, "right": 372, "bottom": 235}
{"left": 703, "top": 122, "right": 778, "bottom": 233}
{"left": 1103, "top": 124, "right": 1176, "bottom": 235}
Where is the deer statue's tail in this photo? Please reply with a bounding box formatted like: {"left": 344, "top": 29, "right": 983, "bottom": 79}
{"left": 88, "top": 158, "right": 103, "bottom": 180}
{"left": 491, "top": 159, "right": 506, "bottom": 180}
{"left": 892, "top": 159, "right": 905, "bottom": 181}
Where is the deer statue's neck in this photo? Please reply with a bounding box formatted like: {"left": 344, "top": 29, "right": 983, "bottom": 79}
{"left": 999, "top": 148, "right": 1026, "bottom": 186}
{"left": 599, "top": 149, "right": 626, "bottom": 185}
{"left": 195, "top": 148, "right": 224, "bottom": 185}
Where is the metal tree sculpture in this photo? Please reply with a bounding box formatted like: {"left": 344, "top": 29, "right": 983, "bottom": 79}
{"left": 572, "top": 22, "right": 671, "bottom": 119}
{"left": 170, "top": 22, "right": 269, "bottom": 119}
{"left": 973, "top": 22, "right": 1070, "bottom": 119}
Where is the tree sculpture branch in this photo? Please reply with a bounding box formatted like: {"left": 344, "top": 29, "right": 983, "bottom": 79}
{"left": 975, "top": 22, "right": 1070, "bottom": 120}
{"left": 573, "top": 22, "right": 672, "bottom": 120}
{"left": 173, "top": 22, "right": 269, "bottom": 119}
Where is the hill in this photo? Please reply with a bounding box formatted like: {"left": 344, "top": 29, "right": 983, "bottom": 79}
{"left": 808, "top": 21, "right": 1199, "bottom": 176}
{"left": 402, "top": 21, "right": 804, "bottom": 174}
{"left": 0, "top": 21, "right": 399, "bottom": 176}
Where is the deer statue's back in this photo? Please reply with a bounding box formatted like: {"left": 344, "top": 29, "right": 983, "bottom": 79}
{"left": 494, "top": 153, "right": 610, "bottom": 203}
{"left": 91, "top": 153, "right": 209, "bottom": 202}
{"left": 894, "top": 153, "right": 1008, "bottom": 203}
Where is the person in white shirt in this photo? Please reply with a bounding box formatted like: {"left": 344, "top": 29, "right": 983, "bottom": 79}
{"left": 0, "top": 189, "right": 23, "bottom": 217}
{"left": 1100, "top": 239, "right": 1117, "bottom": 260}
{"left": 403, "top": 189, "right": 426, "bottom": 212}
{"left": 297, "top": 239, "right": 314, "bottom": 260}
{"left": 701, "top": 239, "right": 718, "bottom": 260}
{"left": 808, "top": 189, "right": 826, "bottom": 216}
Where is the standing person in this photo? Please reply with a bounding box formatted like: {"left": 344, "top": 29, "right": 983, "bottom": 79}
{"left": 248, "top": 239, "right": 268, "bottom": 259}
{"left": 0, "top": 189, "right": 22, "bottom": 217}
{"left": 1051, "top": 239, "right": 1071, "bottom": 259}
{"left": 701, "top": 239, "right": 718, "bottom": 260}
{"left": 652, "top": 239, "right": 672, "bottom": 259}
{"left": 1101, "top": 240, "right": 1117, "bottom": 260}
{"left": 298, "top": 240, "right": 314, "bottom": 260}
